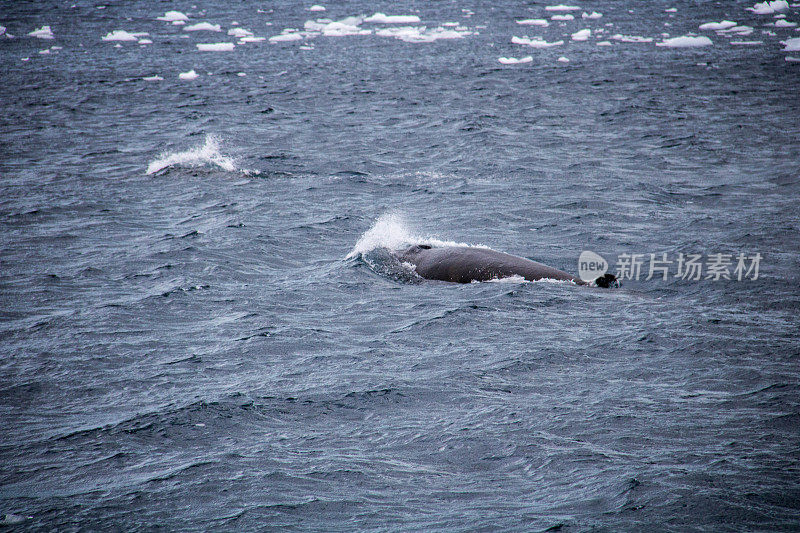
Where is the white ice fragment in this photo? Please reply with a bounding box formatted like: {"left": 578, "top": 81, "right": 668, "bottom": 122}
{"left": 746, "top": 1, "right": 789, "bottom": 14}
{"left": 611, "top": 34, "right": 653, "bottom": 43}
{"left": 572, "top": 28, "right": 591, "bottom": 40}
{"left": 157, "top": 11, "right": 189, "bottom": 22}
{"left": 196, "top": 42, "right": 235, "bottom": 51}
{"left": 269, "top": 32, "right": 303, "bottom": 42}
{"left": 665, "top": 8, "right": 678, "bottom": 12}
{"left": 143, "top": 75, "right": 163, "bottom": 81}
{"left": 699, "top": 21, "right": 737, "bottom": 30}
{"left": 557, "top": 56, "right": 570, "bottom": 62}
{"left": 582, "top": 11, "right": 602, "bottom": 19}
{"left": 364, "top": 13, "right": 421, "bottom": 23}
{"left": 102, "top": 30, "right": 139, "bottom": 41}
{"left": 517, "top": 19, "right": 549, "bottom": 26}
{"left": 730, "top": 40, "right": 763, "bottom": 44}
{"left": 545, "top": 5, "right": 581, "bottom": 11}
{"left": 782, "top": 36, "right": 800, "bottom": 50}
{"left": 657, "top": 35, "right": 713, "bottom": 47}
{"left": 309, "top": 5, "right": 326, "bottom": 11}
{"left": 775, "top": 19, "right": 797, "bottom": 27}
{"left": 498, "top": 56, "right": 533, "bottom": 64}
{"left": 512, "top": 36, "right": 564, "bottom": 47}
{"left": 786, "top": 55, "right": 800, "bottom": 61}
{"left": 29, "top": 26, "right": 54, "bottom": 39}
{"left": 179, "top": 69, "right": 199, "bottom": 80}
{"left": 596, "top": 40, "right": 612, "bottom": 46}
{"left": 184, "top": 22, "right": 222, "bottom": 32}
{"left": 551, "top": 14, "right": 575, "bottom": 21}
{"left": 228, "top": 28, "right": 253, "bottom": 37}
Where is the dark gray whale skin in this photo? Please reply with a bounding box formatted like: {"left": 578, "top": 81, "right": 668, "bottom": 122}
{"left": 397, "top": 245, "right": 617, "bottom": 287}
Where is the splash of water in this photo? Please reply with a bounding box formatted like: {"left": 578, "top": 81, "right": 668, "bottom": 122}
{"left": 346, "top": 213, "right": 485, "bottom": 259}
{"left": 146, "top": 134, "right": 237, "bottom": 175}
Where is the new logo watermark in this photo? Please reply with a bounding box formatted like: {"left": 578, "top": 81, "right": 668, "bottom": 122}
{"left": 578, "top": 251, "right": 762, "bottom": 282}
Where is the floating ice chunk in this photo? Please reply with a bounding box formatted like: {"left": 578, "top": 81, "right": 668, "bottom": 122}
{"left": 143, "top": 75, "right": 163, "bottom": 81}
{"left": 775, "top": 19, "right": 798, "bottom": 27}
{"left": 184, "top": 22, "right": 222, "bottom": 32}
{"left": 178, "top": 69, "right": 199, "bottom": 80}
{"left": 611, "top": 34, "right": 653, "bottom": 43}
{"left": 558, "top": 56, "right": 570, "bottom": 62}
{"left": 138, "top": 38, "right": 152, "bottom": 44}
{"left": 517, "top": 18, "right": 549, "bottom": 26}
{"left": 699, "top": 20, "right": 737, "bottom": 30}
{"left": 597, "top": 40, "right": 612, "bottom": 45}
{"left": 498, "top": 56, "right": 533, "bottom": 64}
{"left": 197, "top": 42, "right": 235, "bottom": 51}
{"left": 0, "top": 25, "right": 6, "bottom": 36}
{"left": 102, "top": 30, "right": 139, "bottom": 41}
{"left": 512, "top": 35, "right": 564, "bottom": 47}
{"left": 29, "top": 26, "right": 54, "bottom": 39}
{"left": 786, "top": 55, "right": 800, "bottom": 61}
{"left": 157, "top": 11, "right": 189, "bottom": 22}
{"left": 730, "top": 40, "right": 763, "bottom": 44}
{"left": 782, "top": 36, "right": 800, "bottom": 50}
{"left": 377, "top": 26, "right": 471, "bottom": 42}
{"left": 269, "top": 31, "right": 304, "bottom": 42}
{"left": 228, "top": 28, "right": 253, "bottom": 37}
{"left": 582, "top": 11, "right": 602, "bottom": 19}
{"left": 39, "top": 48, "right": 50, "bottom": 54}
{"left": 147, "top": 135, "right": 236, "bottom": 175}
{"left": 546, "top": 5, "right": 581, "bottom": 11}
{"left": 719, "top": 25, "right": 754, "bottom": 35}
{"left": 364, "top": 13, "right": 421, "bottom": 23}
{"left": 665, "top": 8, "right": 678, "bottom": 12}
{"left": 309, "top": 5, "right": 326, "bottom": 11}
{"left": 304, "top": 17, "right": 370, "bottom": 36}
{"left": 239, "top": 36, "right": 266, "bottom": 43}
{"left": 172, "top": 20, "right": 186, "bottom": 26}
{"left": 747, "top": 1, "right": 789, "bottom": 14}
{"left": 572, "top": 28, "right": 591, "bottom": 40}
{"left": 237, "top": 72, "right": 246, "bottom": 76}
{"left": 552, "top": 14, "right": 575, "bottom": 21}
{"left": 657, "top": 35, "right": 713, "bottom": 47}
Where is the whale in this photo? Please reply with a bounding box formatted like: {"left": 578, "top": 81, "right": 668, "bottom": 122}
{"left": 396, "top": 244, "right": 618, "bottom": 287}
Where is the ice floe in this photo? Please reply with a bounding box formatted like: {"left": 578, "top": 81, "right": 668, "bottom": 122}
{"left": 269, "top": 31, "right": 304, "bottom": 42}
{"left": 611, "top": 34, "right": 653, "bottom": 43}
{"left": 376, "top": 26, "right": 471, "bottom": 42}
{"left": 143, "top": 75, "right": 163, "bottom": 81}
{"left": 775, "top": 19, "right": 798, "bottom": 27}
{"left": 157, "top": 11, "right": 188, "bottom": 22}
{"left": 178, "top": 69, "right": 199, "bottom": 80}
{"left": 102, "top": 30, "right": 144, "bottom": 41}
{"left": 551, "top": 14, "right": 575, "bottom": 21}
{"left": 197, "top": 42, "right": 235, "bottom": 51}
{"left": 512, "top": 36, "right": 564, "bottom": 47}
{"left": 364, "top": 13, "right": 421, "bottom": 24}
{"left": 746, "top": 1, "right": 789, "bottom": 14}
{"left": 545, "top": 5, "right": 581, "bottom": 11}
{"left": 572, "top": 28, "right": 591, "bottom": 40}
{"left": 184, "top": 22, "right": 222, "bottom": 32}
{"left": 228, "top": 28, "right": 253, "bottom": 38}
{"left": 558, "top": 56, "right": 570, "bottom": 62}
{"left": 657, "top": 35, "right": 713, "bottom": 47}
{"left": 582, "top": 11, "right": 602, "bottom": 19}
{"left": 29, "top": 26, "right": 54, "bottom": 39}
{"left": 516, "top": 19, "right": 549, "bottom": 26}
{"left": 309, "top": 5, "right": 326, "bottom": 11}
{"left": 699, "top": 21, "right": 737, "bottom": 30}
{"left": 730, "top": 40, "right": 763, "bottom": 44}
{"left": 498, "top": 56, "right": 533, "bottom": 64}
{"left": 782, "top": 36, "right": 800, "bottom": 50}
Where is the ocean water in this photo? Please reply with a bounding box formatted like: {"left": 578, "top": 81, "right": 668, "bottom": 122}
{"left": 1, "top": 0, "right": 799, "bottom": 530}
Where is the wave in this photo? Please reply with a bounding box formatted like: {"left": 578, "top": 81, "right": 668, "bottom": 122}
{"left": 146, "top": 134, "right": 237, "bottom": 175}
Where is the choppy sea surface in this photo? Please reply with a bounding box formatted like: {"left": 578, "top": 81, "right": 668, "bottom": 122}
{"left": 2, "top": 0, "right": 799, "bottom": 530}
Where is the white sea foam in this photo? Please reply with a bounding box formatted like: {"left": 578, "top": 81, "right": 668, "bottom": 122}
{"left": 346, "top": 213, "right": 482, "bottom": 259}
{"left": 747, "top": 0, "right": 789, "bottom": 14}
{"left": 146, "top": 135, "right": 236, "bottom": 175}
{"left": 699, "top": 21, "right": 737, "bottom": 30}
{"left": 572, "top": 28, "right": 591, "bottom": 40}
{"left": 498, "top": 56, "right": 533, "bottom": 64}
{"left": 545, "top": 5, "right": 581, "bottom": 11}
{"left": 364, "top": 13, "right": 421, "bottom": 24}
{"left": 582, "top": 11, "right": 603, "bottom": 19}
{"left": 102, "top": 30, "right": 139, "bottom": 41}
{"left": 157, "top": 11, "right": 188, "bottom": 22}
{"left": 517, "top": 19, "right": 549, "bottom": 26}
{"left": 782, "top": 36, "right": 800, "bottom": 50}
{"left": 657, "top": 35, "right": 713, "bottom": 47}
{"left": 551, "top": 14, "right": 575, "bottom": 21}
{"left": 197, "top": 42, "right": 235, "bottom": 51}
{"left": 178, "top": 69, "right": 199, "bottom": 80}
{"left": 512, "top": 36, "right": 564, "bottom": 47}
{"left": 29, "top": 26, "right": 54, "bottom": 39}
{"left": 184, "top": 22, "right": 222, "bottom": 32}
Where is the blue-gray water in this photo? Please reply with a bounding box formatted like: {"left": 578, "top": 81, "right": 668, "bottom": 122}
{"left": 1, "top": 0, "right": 799, "bottom": 530}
